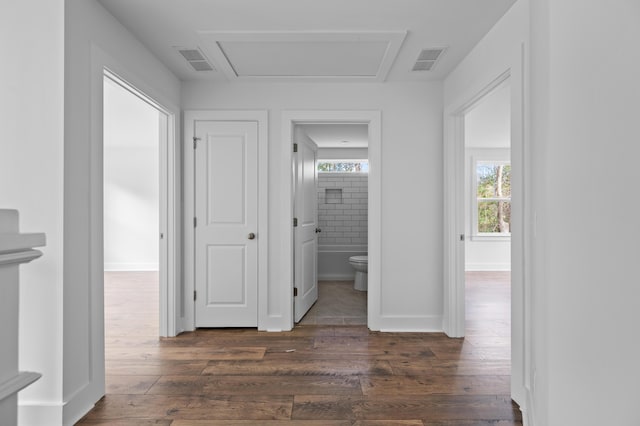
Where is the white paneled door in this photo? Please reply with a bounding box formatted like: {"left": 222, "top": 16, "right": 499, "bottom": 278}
{"left": 294, "top": 138, "right": 319, "bottom": 322}
{"left": 195, "top": 121, "right": 258, "bottom": 327}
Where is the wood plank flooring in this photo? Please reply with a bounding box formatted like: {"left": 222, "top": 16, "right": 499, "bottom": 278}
{"left": 77, "top": 271, "right": 521, "bottom": 425}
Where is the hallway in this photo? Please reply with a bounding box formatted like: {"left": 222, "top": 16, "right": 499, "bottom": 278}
{"left": 77, "top": 272, "right": 520, "bottom": 424}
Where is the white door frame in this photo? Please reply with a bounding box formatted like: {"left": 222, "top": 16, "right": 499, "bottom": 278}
{"left": 183, "top": 110, "right": 268, "bottom": 331}
{"left": 89, "top": 47, "right": 181, "bottom": 414}
{"left": 281, "top": 111, "right": 382, "bottom": 330}
{"left": 101, "top": 68, "right": 179, "bottom": 338}
{"left": 443, "top": 70, "right": 511, "bottom": 337}
{"left": 443, "top": 66, "right": 528, "bottom": 407}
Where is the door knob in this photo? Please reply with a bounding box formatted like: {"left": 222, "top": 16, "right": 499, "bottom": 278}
{"left": 248, "top": 233, "right": 256, "bottom": 240}
{"left": 315, "top": 228, "right": 322, "bottom": 233}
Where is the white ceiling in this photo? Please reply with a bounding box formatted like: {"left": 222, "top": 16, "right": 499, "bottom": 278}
{"left": 299, "top": 123, "right": 369, "bottom": 148}
{"left": 97, "top": 0, "right": 516, "bottom": 82}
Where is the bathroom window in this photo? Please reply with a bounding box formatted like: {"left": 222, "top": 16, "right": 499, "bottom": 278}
{"left": 317, "top": 160, "right": 369, "bottom": 173}
{"left": 472, "top": 160, "right": 511, "bottom": 238}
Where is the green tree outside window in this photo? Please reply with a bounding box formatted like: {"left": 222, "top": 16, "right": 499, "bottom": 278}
{"left": 476, "top": 163, "right": 511, "bottom": 233}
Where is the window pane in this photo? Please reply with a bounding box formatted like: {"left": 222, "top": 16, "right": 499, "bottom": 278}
{"left": 477, "top": 164, "right": 511, "bottom": 198}
{"left": 478, "top": 200, "right": 511, "bottom": 233}
{"left": 317, "top": 160, "right": 368, "bottom": 173}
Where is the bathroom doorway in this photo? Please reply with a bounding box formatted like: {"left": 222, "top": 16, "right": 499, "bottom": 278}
{"left": 294, "top": 122, "right": 369, "bottom": 325}
{"left": 283, "top": 110, "right": 381, "bottom": 330}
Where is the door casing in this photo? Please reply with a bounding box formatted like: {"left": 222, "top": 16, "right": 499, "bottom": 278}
{"left": 102, "top": 68, "right": 178, "bottom": 338}
{"left": 282, "top": 111, "right": 382, "bottom": 330}
{"left": 443, "top": 65, "right": 528, "bottom": 407}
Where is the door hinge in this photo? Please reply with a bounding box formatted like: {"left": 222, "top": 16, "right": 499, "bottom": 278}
{"left": 293, "top": 287, "right": 298, "bottom": 297}
{"left": 193, "top": 136, "right": 200, "bottom": 149}
{"left": 194, "top": 217, "right": 197, "bottom": 227}
{"left": 194, "top": 290, "right": 197, "bottom": 301}
{"left": 293, "top": 143, "right": 298, "bottom": 153}
{"left": 293, "top": 217, "right": 298, "bottom": 227}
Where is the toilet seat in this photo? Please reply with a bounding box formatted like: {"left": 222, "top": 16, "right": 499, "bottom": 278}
{"left": 349, "top": 255, "right": 368, "bottom": 263}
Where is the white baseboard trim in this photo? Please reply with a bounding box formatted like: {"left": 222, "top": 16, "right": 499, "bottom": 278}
{"left": 104, "top": 262, "right": 159, "bottom": 272}
{"left": 465, "top": 263, "right": 511, "bottom": 271}
{"left": 378, "top": 314, "right": 443, "bottom": 332}
{"left": 18, "top": 402, "right": 62, "bottom": 426}
{"left": 522, "top": 388, "right": 536, "bottom": 426}
{"left": 63, "top": 381, "right": 102, "bottom": 426}
{"left": 19, "top": 381, "right": 104, "bottom": 426}
{"left": 318, "top": 273, "right": 355, "bottom": 281}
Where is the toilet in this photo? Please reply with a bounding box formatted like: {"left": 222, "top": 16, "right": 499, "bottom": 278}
{"left": 349, "top": 255, "right": 368, "bottom": 291}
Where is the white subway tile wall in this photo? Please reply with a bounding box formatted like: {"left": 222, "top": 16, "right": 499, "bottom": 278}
{"left": 317, "top": 173, "right": 368, "bottom": 245}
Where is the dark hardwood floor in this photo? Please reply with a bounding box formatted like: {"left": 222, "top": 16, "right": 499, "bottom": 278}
{"left": 77, "top": 271, "right": 520, "bottom": 425}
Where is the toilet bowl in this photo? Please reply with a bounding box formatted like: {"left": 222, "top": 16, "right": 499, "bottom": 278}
{"left": 349, "top": 255, "right": 368, "bottom": 291}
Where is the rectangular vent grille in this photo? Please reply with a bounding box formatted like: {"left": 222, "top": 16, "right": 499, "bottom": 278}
{"left": 412, "top": 48, "right": 446, "bottom": 72}
{"left": 177, "top": 48, "right": 215, "bottom": 72}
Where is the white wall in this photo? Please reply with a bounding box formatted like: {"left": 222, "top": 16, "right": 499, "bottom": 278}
{"left": 464, "top": 83, "right": 511, "bottom": 271}
{"left": 59, "top": 1, "right": 181, "bottom": 424}
{"left": 0, "top": 1, "right": 65, "bottom": 424}
{"left": 530, "top": 1, "right": 640, "bottom": 425}
{"left": 183, "top": 81, "right": 444, "bottom": 330}
{"left": 103, "top": 78, "right": 160, "bottom": 271}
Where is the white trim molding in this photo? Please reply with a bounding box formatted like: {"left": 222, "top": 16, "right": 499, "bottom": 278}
{"left": 281, "top": 110, "right": 381, "bottom": 330}
{"left": 102, "top": 66, "right": 180, "bottom": 338}
{"left": 444, "top": 70, "right": 511, "bottom": 337}
{"left": 443, "top": 37, "right": 530, "bottom": 414}
{"left": 198, "top": 31, "right": 406, "bottom": 83}
{"left": 465, "top": 263, "right": 511, "bottom": 272}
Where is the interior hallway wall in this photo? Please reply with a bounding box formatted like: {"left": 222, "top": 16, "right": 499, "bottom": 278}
{"left": 530, "top": 1, "right": 640, "bottom": 424}
{"left": 1, "top": 1, "right": 65, "bottom": 424}
{"left": 183, "top": 81, "right": 444, "bottom": 330}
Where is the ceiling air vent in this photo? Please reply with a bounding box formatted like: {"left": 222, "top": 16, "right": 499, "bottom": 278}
{"left": 412, "top": 47, "right": 446, "bottom": 72}
{"left": 177, "top": 48, "right": 215, "bottom": 72}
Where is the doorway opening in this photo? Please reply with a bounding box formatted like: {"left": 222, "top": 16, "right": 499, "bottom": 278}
{"left": 462, "top": 79, "right": 512, "bottom": 351}
{"left": 294, "top": 123, "right": 369, "bottom": 325}
{"left": 102, "top": 71, "right": 169, "bottom": 338}
{"left": 282, "top": 110, "right": 381, "bottom": 331}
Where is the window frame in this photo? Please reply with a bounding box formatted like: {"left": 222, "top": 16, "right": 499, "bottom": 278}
{"left": 316, "top": 159, "right": 369, "bottom": 174}
{"left": 469, "top": 150, "right": 511, "bottom": 241}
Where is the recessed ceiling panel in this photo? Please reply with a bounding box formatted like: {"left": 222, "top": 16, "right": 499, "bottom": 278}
{"left": 218, "top": 41, "right": 388, "bottom": 77}
{"left": 199, "top": 31, "right": 406, "bottom": 82}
